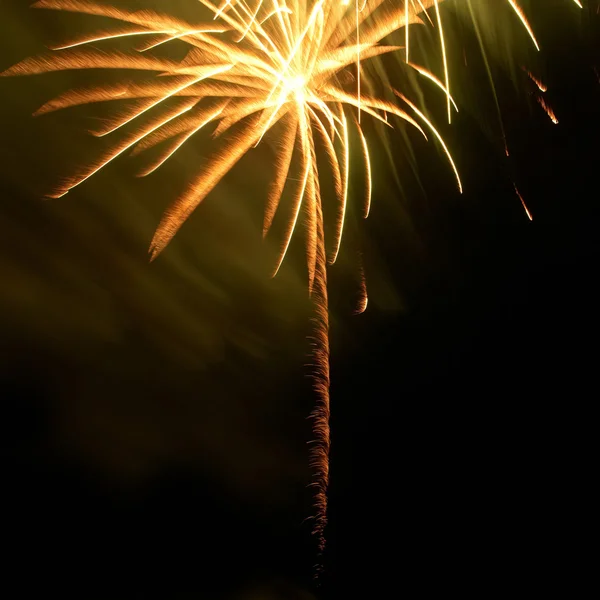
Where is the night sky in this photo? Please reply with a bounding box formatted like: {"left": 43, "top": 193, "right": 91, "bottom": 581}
{"left": 1, "top": 2, "right": 598, "bottom": 598}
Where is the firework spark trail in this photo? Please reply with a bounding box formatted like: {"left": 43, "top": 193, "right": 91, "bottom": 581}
{"left": 524, "top": 67, "right": 548, "bottom": 92}
{"left": 355, "top": 253, "right": 369, "bottom": 314}
{"left": 536, "top": 95, "right": 559, "bottom": 124}
{"left": 1, "top": 0, "right": 584, "bottom": 576}
{"left": 514, "top": 184, "right": 533, "bottom": 221}
{"left": 507, "top": 0, "right": 540, "bottom": 51}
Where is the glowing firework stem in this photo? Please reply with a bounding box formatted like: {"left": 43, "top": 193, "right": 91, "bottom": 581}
{"left": 2, "top": 0, "right": 583, "bottom": 574}
{"left": 309, "top": 155, "right": 331, "bottom": 561}
{"left": 355, "top": 252, "right": 369, "bottom": 314}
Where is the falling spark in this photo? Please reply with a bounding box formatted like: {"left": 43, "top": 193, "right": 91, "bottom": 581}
{"left": 514, "top": 184, "right": 533, "bottom": 221}
{"left": 1, "top": 0, "right": 583, "bottom": 573}
{"left": 524, "top": 67, "right": 548, "bottom": 92}
{"left": 407, "top": 62, "right": 459, "bottom": 113}
{"left": 536, "top": 95, "right": 559, "bottom": 124}
{"left": 507, "top": 0, "right": 540, "bottom": 51}
{"left": 308, "top": 188, "right": 330, "bottom": 560}
{"left": 355, "top": 254, "right": 368, "bottom": 314}
{"left": 393, "top": 90, "right": 463, "bottom": 194}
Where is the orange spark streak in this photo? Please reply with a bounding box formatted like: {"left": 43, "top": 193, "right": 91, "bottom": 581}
{"left": 355, "top": 254, "right": 368, "bottom": 314}
{"left": 49, "top": 100, "right": 198, "bottom": 198}
{"left": 523, "top": 68, "right": 548, "bottom": 92}
{"left": 507, "top": 0, "right": 540, "bottom": 51}
{"left": 536, "top": 95, "right": 559, "bottom": 124}
{"left": 308, "top": 186, "right": 331, "bottom": 561}
{"left": 514, "top": 185, "right": 533, "bottom": 221}
{"left": 329, "top": 109, "right": 349, "bottom": 264}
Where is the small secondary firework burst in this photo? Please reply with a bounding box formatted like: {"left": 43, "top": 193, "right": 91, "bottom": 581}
{"left": 2, "top": 0, "right": 584, "bottom": 571}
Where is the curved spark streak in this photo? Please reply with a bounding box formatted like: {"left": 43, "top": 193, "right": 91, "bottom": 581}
{"left": 394, "top": 90, "right": 463, "bottom": 193}
{"left": 51, "top": 100, "right": 198, "bottom": 198}
{"left": 329, "top": 109, "right": 349, "bottom": 264}
{"left": 355, "top": 252, "right": 368, "bottom": 314}
{"left": 507, "top": 0, "right": 540, "bottom": 51}
{"left": 308, "top": 183, "right": 330, "bottom": 561}
{"left": 408, "top": 62, "right": 459, "bottom": 113}
{"left": 524, "top": 67, "right": 548, "bottom": 92}
{"left": 356, "top": 123, "right": 372, "bottom": 219}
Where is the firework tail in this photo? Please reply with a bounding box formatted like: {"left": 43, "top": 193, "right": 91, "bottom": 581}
{"left": 308, "top": 183, "right": 331, "bottom": 577}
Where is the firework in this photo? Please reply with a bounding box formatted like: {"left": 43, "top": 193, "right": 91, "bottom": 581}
{"left": 1, "top": 0, "right": 583, "bottom": 573}
{"left": 1, "top": 0, "right": 449, "bottom": 560}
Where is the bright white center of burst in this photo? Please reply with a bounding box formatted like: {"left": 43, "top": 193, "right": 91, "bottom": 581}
{"left": 283, "top": 75, "right": 307, "bottom": 102}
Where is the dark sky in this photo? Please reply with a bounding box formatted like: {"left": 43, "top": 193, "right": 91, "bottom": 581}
{"left": 1, "top": 1, "right": 598, "bottom": 598}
